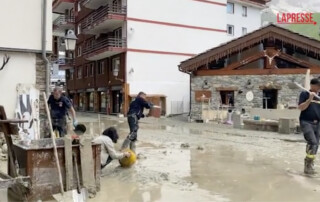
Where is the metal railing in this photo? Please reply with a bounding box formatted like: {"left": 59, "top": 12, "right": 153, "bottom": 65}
{"left": 81, "top": 4, "right": 126, "bottom": 30}
{"left": 53, "top": 15, "right": 75, "bottom": 26}
{"left": 58, "top": 58, "right": 75, "bottom": 66}
{"left": 83, "top": 37, "right": 126, "bottom": 54}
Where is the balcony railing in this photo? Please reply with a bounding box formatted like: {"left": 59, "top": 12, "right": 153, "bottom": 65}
{"left": 53, "top": 15, "right": 75, "bottom": 26}
{"left": 83, "top": 37, "right": 126, "bottom": 55}
{"left": 58, "top": 58, "right": 75, "bottom": 66}
{"left": 81, "top": 5, "right": 126, "bottom": 31}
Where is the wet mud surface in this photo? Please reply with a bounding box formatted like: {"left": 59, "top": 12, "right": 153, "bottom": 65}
{"left": 1, "top": 113, "right": 320, "bottom": 201}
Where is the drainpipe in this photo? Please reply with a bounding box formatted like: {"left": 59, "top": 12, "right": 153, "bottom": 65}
{"left": 179, "top": 66, "right": 192, "bottom": 117}
{"left": 42, "top": 0, "right": 50, "bottom": 96}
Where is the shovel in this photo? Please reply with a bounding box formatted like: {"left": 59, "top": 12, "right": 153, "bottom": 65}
{"left": 43, "top": 93, "right": 86, "bottom": 202}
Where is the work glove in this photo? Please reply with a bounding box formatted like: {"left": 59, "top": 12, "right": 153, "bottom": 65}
{"left": 73, "top": 119, "right": 78, "bottom": 128}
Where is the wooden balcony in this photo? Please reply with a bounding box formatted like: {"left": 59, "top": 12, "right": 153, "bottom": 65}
{"left": 83, "top": 37, "right": 126, "bottom": 61}
{"left": 81, "top": 5, "right": 126, "bottom": 35}
{"left": 53, "top": 0, "right": 74, "bottom": 14}
{"left": 58, "top": 58, "right": 75, "bottom": 70}
{"left": 53, "top": 15, "right": 75, "bottom": 31}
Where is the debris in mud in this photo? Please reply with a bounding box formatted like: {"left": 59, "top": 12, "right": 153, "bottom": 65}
{"left": 137, "top": 153, "right": 147, "bottom": 159}
{"left": 180, "top": 143, "right": 190, "bottom": 148}
{"left": 160, "top": 173, "right": 169, "bottom": 181}
{"left": 1, "top": 143, "right": 7, "bottom": 154}
{"left": 197, "top": 146, "right": 204, "bottom": 150}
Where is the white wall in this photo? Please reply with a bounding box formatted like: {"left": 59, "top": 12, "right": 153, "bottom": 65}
{"left": 0, "top": 52, "right": 36, "bottom": 118}
{"left": 0, "top": 0, "right": 52, "bottom": 51}
{"left": 127, "top": 52, "right": 191, "bottom": 114}
{"left": 126, "top": 0, "right": 228, "bottom": 115}
{"left": 227, "top": 2, "right": 262, "bottom": 38}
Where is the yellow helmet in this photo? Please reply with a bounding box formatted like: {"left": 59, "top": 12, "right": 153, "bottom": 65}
{"left": 119, "top": 149, "right": 137, "bottom": 167}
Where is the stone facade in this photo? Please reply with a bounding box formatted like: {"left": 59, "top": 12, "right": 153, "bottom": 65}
{"left": 36, "top": 54, "right": 47, "bottom": 137}
{"left": 190, "top": 74, "right": 319, "bottom": 119}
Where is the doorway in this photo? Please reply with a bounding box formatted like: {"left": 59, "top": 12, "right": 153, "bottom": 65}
{"left": 262, "top": 89, "right": 278, "bottom": 109}
{"left": 112, "top": 90, "right": 122, "bottom": 114}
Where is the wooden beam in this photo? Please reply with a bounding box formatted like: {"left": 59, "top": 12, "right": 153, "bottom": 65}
{"left": 225, "top": 51, "right": 265, "bottom": 70}
{"left": 195, "top": 68, "right": 320, "bottom": 76}
{"left": 278, "top": 52, "right": 317, "bottom": 68}
{"left": 216, "top": 87, "right": 239, "bottom": 91}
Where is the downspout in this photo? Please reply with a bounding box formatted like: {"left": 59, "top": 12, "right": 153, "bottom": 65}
{"left": 178, "top": 66, "right": 192, "bottom": 117}
{"left": 42, "top": 0, "right": 50, "bottom": 95}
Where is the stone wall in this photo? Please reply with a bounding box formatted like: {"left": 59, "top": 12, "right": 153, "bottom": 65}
{"left": 36, "top": 54, "right": 47, "bottom": 137}
{"left": 190, "top": 74, "right": 319, "bottom": 119}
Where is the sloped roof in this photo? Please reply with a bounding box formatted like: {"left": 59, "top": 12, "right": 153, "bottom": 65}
{"left": 179, "top": 24, "right": 320, "bottom": 73}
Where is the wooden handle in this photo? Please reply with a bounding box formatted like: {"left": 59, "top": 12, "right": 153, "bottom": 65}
{"left": 43, "top": 92, "right": 65, "bottom": 195}
{"left": 294, "top": 82, "right": 320, "bottom": 99}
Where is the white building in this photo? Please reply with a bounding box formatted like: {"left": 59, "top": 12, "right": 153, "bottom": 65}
{"left": 226, "top": 0, "right": 268, "bottom": 38}
{"left": 0, "top": 0, "right": 52, "bottom": 118}
{"left": 66, "top": 0, "right": 268, "bottom": 116}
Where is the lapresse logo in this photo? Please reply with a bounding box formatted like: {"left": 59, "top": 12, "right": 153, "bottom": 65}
{"left": 277, "top": 12, "right": 317, "bottom": 25}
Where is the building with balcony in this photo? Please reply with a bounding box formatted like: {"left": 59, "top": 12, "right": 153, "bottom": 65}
{"left": 52, "top": 0, "right": 76, "bottom": 91}
{"left": 65, "top": 0, "right": 269, "bottom": 116}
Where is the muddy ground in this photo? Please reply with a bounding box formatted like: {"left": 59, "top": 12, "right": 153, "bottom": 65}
{"left": 2, "top": 113, "right": 320, "bottom": 201}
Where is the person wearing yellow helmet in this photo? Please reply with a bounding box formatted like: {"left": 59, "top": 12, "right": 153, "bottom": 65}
{"left": 93, "top": 127, "right": 131, "bottom": 169}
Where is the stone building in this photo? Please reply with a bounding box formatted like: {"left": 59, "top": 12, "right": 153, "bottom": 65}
{"left": 179, "top": 24, "right": 320, "bottom": 119}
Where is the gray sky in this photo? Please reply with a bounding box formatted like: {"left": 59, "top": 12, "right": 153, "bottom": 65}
{"left": 269, "top": 0, "right": 320, "bottom": 12}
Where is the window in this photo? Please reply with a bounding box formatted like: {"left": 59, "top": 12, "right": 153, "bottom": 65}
{"left": 112, "top": 58, "right": 120, "bottom": 77}
{"left": 84, "top": 65, "right": 88, "bottom": 77}
{"left": 69, "top": 70, "right": 74, "bottom": 80}
{"left": 242, "top": 27, "right": 247, "bottom": 35}
{"left": 220, "top": 91, "right": 235, "bottom": 106}
{"left": 242, "top": 6, "right": 247, "bottom": 17}
{"left": 227, "top": 3, "right": 234, "bottom": 14}
{"left": 98, "top": 61, "right": 105, "bottom": 74}
{"left": 77, "top": 67, "right": 82, "bottom": 79}
{"left": 77, "top": 24, "right": 81, "bottom": 35}
{"left": 227, "top": 25, "right": 234, "bottom": 36}
{"left": 78, "top": 2, "right": 81, "bottom": 12}
{"left": 77, "top": 46, "right": 82, "bottom": 57}
{"left": 89, "top": 64, "right": 94, "bottom": 77}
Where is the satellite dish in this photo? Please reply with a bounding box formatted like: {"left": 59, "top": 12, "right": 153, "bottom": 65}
{"left": 246, "top": 91, "right": 254, "bottom": 102}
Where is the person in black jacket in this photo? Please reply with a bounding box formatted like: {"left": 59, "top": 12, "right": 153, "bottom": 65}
{"left": 121, "top": 92, "right": 152, "bottom": 152}
{"left": 298, "top": 78, "right": 320, "bottom": 175}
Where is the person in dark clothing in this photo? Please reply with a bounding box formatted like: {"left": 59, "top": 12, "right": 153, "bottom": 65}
{"left": 121, "top": 92, "right": 153, "bottom": 152}
{"left": 298, "top": 78, "right": 320, "bottom": 175}
{"left": 47, "top": 87, "right": 78, "bottom": 137}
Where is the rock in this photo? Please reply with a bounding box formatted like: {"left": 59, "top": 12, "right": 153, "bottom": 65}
{"left": 180, "top": 143, "right": 190, "bottom": 148}
{"left": 162, "top": 151, "right": 167, "bottom": 155}
{"left": 197, "top": 146, "right": 204, "bottom": 150}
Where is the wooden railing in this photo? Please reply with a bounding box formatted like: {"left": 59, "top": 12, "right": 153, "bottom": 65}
{"left": 83, "top": 37, "right": 126, "bottom": 54}
{"left": 53, "top": 15, "right": 75, "bottom": 26}
{"left": 81, "top": 4, "right": 126, "bottom": 30}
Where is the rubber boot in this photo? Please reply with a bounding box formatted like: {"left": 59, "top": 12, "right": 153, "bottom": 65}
{"left": 121, "top": 138, "right": 131, "bottom": 150}
{"left": 130, "top": 141, "right": 136, "bottom": 153}
{"left": 304, "top": 157, "right": 317, "bottom": 175}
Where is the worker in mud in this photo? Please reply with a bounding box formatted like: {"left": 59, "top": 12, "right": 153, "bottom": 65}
{"left": 298, "top": 78, "right": 320, "bottom": 175}
{"left": 121, "top": 92, "right": 153, "bottom": 153}
{"left": 92, "top": 127, "right": 131, "bottom": 169}
{"left": 47, "top": 87, "right": 78, "bottom": 137}
{"left": 71, "top": 124, "right": 87, "bottom": 144}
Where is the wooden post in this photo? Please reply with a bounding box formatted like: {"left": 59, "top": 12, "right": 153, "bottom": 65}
{"left": 79, "top": 135, "right": 96, "bottom": 196}
{"left": 64, "top": 134, "right": 73, "bottom": 191}
{"left": 123, "top": 83, "right": 130, "bottom": 116}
